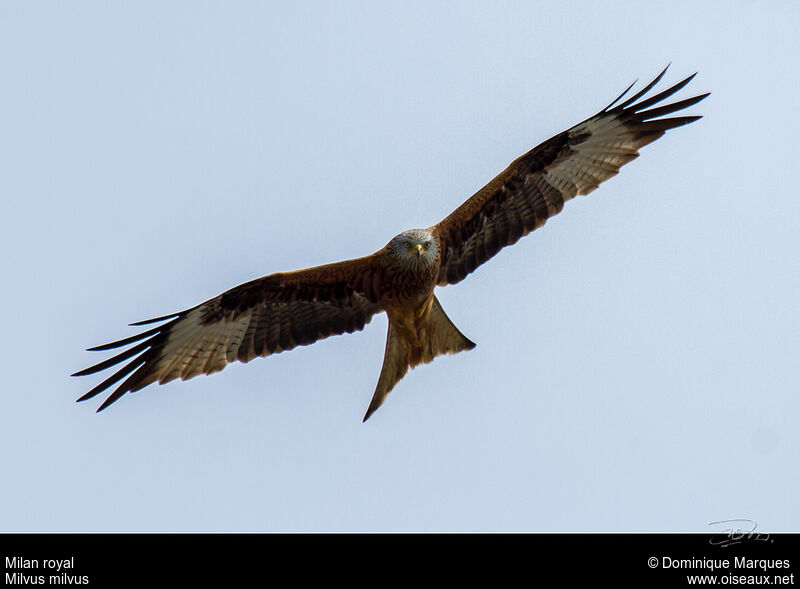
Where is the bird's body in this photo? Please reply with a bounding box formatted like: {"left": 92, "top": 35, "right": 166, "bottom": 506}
{"left": 365, "top": 230, "right": 477, "bottom": 420}
{"left": 73, "top": 67, "right": 709, "bottom": 420}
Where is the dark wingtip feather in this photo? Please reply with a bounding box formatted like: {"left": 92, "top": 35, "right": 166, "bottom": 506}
{"left": 603, "top": 64, "right": 675, "bottom": 113}
{"left": 75, "top": 356, "right": 147, "bottom": 402}
{"left": 129, "top": 312, "right": 181, "bottom": 326}
{"left": 636, "top": 92, "right": 710, "bottom": 122}
{"left": 72, "top": 366, "right": 97, "bottom": 378}
{"left": 614, "top": 65, "right": 670, "bottom": 111}
{"left": 624, "top": 72, "right": 700, "bottom": 114}
{"left": 85, "top": 327, "right": 161, "bottom": 353}
{"left": 96, "top": 391, "right": 125, "bottom": 412}
{"left": 72, "top": 341, "right": 151, "bottom": 377}
{"left": 603, "top": 79, "right": 638, "bottom": 111}
{"left": 640, "top": 115, "right": 704, "bottom": 132}
{"left": 74, "top": 319, "right": 172, "bottom": 407}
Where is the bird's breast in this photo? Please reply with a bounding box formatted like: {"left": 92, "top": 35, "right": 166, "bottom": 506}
{"left": 380, "top": 258, "right": 438, "bottom": 309}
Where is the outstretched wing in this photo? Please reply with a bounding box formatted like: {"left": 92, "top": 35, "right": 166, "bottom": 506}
{"left": 431, "top": 66, "right": 709, "bottom": 286}
{"left": 73, "top": 255, "right": 387, "bottom": 411}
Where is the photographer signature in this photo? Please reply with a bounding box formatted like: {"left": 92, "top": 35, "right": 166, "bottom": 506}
{"left": 708, "top": 518, "right": 771, "bottom": 547}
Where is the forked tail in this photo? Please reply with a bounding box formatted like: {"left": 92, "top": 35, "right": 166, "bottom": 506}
{"left": 363, "top": 296, "right": 475, "bottom": 421}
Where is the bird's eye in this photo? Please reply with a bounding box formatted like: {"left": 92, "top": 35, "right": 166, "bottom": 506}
{"left": 405, "top": 241, "right": 412, "bottom": 249}
{"left": 423, "top": 241, "right": 431, "bottom": 250}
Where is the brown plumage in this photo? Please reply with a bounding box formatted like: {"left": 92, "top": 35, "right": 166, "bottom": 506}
{"left": 73, "top": 66, "right": 708, "bottom": 420}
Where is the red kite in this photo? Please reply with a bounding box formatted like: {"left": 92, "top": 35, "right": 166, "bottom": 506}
{"left": 73, "top": 67, "right": 708, "bottom": 421}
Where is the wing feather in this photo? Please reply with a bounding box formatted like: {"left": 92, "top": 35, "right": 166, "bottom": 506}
{"left": 73, "top": 255, "right": 387, "bottom": 411}
{"left": 431, "top": 66, "right": 709, "bottom": 286}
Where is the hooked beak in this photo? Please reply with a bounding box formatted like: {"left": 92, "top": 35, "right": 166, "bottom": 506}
{"left": 414, "top": 243, "right": 423, "bottom": 256}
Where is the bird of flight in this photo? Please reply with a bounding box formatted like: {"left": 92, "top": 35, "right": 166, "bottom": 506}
{"left": 73, "top": 66, "right": 708, "bottom": 421}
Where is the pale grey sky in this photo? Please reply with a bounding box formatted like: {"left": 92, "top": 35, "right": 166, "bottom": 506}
{"left": 2, "top": 1, "right": 798, "bottom": 532}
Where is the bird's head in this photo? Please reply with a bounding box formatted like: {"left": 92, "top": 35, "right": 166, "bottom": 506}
{"left": 388, "top": 229, "right": 439, "bottom": 269}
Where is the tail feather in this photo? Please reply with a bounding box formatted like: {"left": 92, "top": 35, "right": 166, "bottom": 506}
{"left": 362, "top": 297, "right": 475, "bottom": 421}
